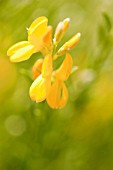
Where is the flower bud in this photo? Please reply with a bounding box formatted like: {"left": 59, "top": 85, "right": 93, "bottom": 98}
{"left": 57, "top": 32, "right": 81, "bottom": 56}
{"left": 53, "top": 18, "right": 70, "bottom": 44}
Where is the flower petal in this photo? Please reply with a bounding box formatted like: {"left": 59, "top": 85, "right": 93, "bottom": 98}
{"left": 28, "top": 34, "right": 42, "bottom": 52}
{"left": 29, "top": 74, "right": 46, "bottom": 102}
{"left": 42, "top": 25, "right": 52, "bottom": 50}
{"left": 10, "top": 44, "right": 35, "bottom": 62}
{"left": 28, "top": 16, "right": 48, "bottom": 36}
{"left": 42, "top": 54, "right": 53, "bottom": 78}
{"left": 28, "top": 17, "right": 48, "bottom": 52}
{"left": 7, "top": 41, "right": 30, "bottom": 56}
{"left": 47, "top": 80, "right": 59, "bottom": 108}
{"left": 58, "top": 82, "right": 68, "bottom": 108}
{"left": 55, "top": 53, "right": 73, "bottom": 81}
{"left": 47, "top": 80, "right": 68, "bottom": 109}
{"left": 32, "top": 58, "right": 44, "bottom": 79}
{"left": 45, "top": 76, "right": 51, "bottom": 96}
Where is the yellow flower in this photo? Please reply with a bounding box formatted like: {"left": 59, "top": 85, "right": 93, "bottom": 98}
{"left": 8, "top": 16, "right": 81, "bottom": 109}
{"left": 47, "top": 53, "right": 73, "bottom": 108}
{"left": 30, "top": 53, "right": 73, "bottom": 108}
{"left": 7, "top": 16, "right": 49, "bottom": 62}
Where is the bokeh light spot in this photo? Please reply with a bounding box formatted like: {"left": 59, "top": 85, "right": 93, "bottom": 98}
{"left": 5, "top": 115, "right": 26, "bottom": 136}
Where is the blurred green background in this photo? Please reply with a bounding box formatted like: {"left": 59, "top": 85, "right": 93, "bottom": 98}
{"left": 1, "top": 0, "right": 113, "bottom": 169}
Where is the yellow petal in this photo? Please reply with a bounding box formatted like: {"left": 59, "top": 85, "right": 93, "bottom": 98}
{"left": 42, "top": 54, "right": 53, "bottom": 78}
{"left": 47, "top": 80, "right": 68, "bottom": 109}
{"left": 28, "top": 33, "right": 42, "bottom": 52}
{"left": 42, "top": 25, "right": 52, "bottom": 50}
{"left": 55, "top": 53, "right": 73, "bottom": 81}
{"left": 7, "top": 41, "right": 30, "bottom": 56}
{"left": 45, "top": 76, "right": 52, "bottom": 96}
{"left": 58, "top": 82, "right": 68, "bottom": 108}
{"left": 57, "top": 32, "right": 81, "bottom": 55}
{"left": 28, "top": 17, "right": 48, "bottom": 52}
{"left": 28, "top": 16, "right": 48, "bottom": 36}
{"left": 47, "top": 80, "right": 59, "bottom": 108}
{"left": 32, "top": 58, "right": 44, "bottom": 80}
{"left": 29, "top": 74, "right": 46, "bottom": 102}
{"left": 10, "top": 45, "right": 35, "bottom": 62}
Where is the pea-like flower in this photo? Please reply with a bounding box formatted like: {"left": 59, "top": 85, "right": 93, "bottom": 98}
{"left": 7, "top": 16, "right": 81, "bottom": 108}
{"left": 47, "top": 53, "right": 73, "bottom": 108}
{"left": 7, "top": 16, "right": 50, "bottom": 62}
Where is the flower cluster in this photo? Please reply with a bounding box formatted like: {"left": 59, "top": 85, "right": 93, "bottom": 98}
{"left": 7, "top": 16, "right": 81, "bottom": 108}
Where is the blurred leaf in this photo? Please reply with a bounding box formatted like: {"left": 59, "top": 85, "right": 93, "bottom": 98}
{"left": 98, "top": 12, "right": 112, "bottom": 46}
{"left": 19, "top": 68, "right": 32, "bottom": 82}
{"left": 102, "top": 12, "right": 112, "bottom": 32}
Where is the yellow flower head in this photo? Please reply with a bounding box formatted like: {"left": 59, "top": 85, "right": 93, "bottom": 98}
{"left": 7, "top": 16, "right": 81, "bottom": 109}
{"left": 7, "top": 16, "right": 49, "bottom": 62}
